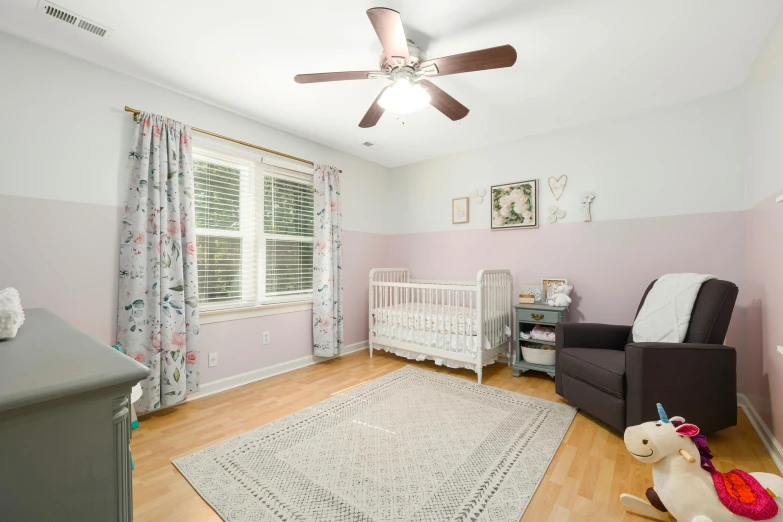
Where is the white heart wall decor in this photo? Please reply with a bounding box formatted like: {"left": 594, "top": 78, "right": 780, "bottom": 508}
{"left": 548, "top": 175, "right": 568, "bottom": 201}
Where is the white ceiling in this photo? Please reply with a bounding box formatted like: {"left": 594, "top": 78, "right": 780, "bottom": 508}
{"left": 1, "top": 0, "right": 781, "bottom": 167}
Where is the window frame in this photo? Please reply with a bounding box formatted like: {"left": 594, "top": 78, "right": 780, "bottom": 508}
{"left": 257, "top": 170, "right": 315, "bottom": 305}
{"left": 193, "top": 142, "right": 314, "bottom": 321}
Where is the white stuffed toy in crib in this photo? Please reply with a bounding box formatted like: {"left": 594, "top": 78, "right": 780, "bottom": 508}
{"left": 620, "top": 403, "right": 783, "bottom": 522}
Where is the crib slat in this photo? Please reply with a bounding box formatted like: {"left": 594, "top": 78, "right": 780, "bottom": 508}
{"left": 495, "top": 274, "right": 499, "bottom": 346}
{"left": 461, "top": 289, "right": 466, "bottom": 350}
{"left": 487, "top": 274, "right": 492, "bottom": 348}
{"left": 496, "top": 274, "right": 500, "bottom": 347}
{"left": 469, "top": 290, "right": 473, "bottom": 356}
{"left": 489, "top": 274, "right": 497, "bottom": 346}
{"left": 496, "top": 273, "right": 501, "bottom": 347}
{"left": 489, "top": 274, "right": 494, "bottom": 348}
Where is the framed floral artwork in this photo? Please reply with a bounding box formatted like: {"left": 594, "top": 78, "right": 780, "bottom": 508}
{"left": 491, "top": 180, "right": 538, "bottom": 230}
{"left": 452, "top": 197, "right": 469, "bottom": 224}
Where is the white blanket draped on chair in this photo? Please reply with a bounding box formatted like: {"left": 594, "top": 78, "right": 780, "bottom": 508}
{"left": 632, "top": 273, "right": 715, "bottom": 343}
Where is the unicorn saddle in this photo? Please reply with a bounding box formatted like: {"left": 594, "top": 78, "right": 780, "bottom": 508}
{"left": 708, "top": 468, "right": 778, "bottom": 521}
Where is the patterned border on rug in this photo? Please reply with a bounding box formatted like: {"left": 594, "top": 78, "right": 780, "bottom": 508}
{"left": 173, "top": 366, "right": 576, "bottom": 522}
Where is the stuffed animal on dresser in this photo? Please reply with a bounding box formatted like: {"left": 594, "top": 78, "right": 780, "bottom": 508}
{"left": 546, "top": 283, "right": 573, "bottom": 307}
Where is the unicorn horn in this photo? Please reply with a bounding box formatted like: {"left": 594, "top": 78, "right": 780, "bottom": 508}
{"left": 657, "top": 403, "right": 670, "bottom": 424}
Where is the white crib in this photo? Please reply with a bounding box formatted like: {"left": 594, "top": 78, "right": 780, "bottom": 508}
{"left": 368, "top": 268, "right": 513, "bottom": 384}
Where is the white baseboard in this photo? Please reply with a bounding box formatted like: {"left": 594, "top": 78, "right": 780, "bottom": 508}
{"left": 737, "top": 393, "right": 783, "bottom": 474}
{"left": 186, "top": 341, "right": 369, "bottom": 402}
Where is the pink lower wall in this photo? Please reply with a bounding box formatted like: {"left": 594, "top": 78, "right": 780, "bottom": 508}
{"left": 0, "top": 194, "right": 387, "bottom": 384}
{"left": 0, "top": 194, "right": 121, "bottom": 342}
{"left": 743, "top": 193, "right": 783, "bottom": 437}
{"left": 387, "top": 211, "right": 748, "bottom": 388}
{"left": 0, "top": 193, "right": 764, "bottom": 403}
{"left": 197, "top": 229, "right": 388, "bottom": 383}
{"left": 387, "top": 211, "right": 746, "bottom": 325}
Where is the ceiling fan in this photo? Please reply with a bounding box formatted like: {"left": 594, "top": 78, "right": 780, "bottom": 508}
{"left": 294, "top": 7, "right": 517, "bottom": 128}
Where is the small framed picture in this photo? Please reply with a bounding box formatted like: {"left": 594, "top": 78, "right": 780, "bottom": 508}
{"left": 491, "top": 180, "right": 538, "bottom": 230}
{"left": 452, "top": 197, "right": 469, "bottom": 224}
{"left": 523, "top": 284, "right": 545, "bottom": 304}
{"left": 542, "top": 278, "right": 568, "bottom": 301}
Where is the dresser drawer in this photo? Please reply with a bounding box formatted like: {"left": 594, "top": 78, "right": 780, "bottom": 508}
{"left": 517, "top": 308, "right": 561, "bottom": 325}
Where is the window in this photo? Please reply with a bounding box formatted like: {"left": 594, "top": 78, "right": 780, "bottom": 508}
{"left": 194, "top": 146, "right": 314, "bottom": 310}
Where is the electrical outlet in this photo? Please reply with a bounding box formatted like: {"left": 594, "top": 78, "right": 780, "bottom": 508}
{"left": 262, "top": 331, "right": 271, "bottom": 345}
{"left": 778, "top": 346, "right": 783, "bottom": 356}
{"left": 208, "top": 352, "right": 218, "bottom": 367}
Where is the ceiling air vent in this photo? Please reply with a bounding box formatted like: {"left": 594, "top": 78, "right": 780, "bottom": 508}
{"left": 362, "top": 142, "right": 374, "bottom": 147}
{"left": 38, "top": 1, "right": 113, "bottom": 37}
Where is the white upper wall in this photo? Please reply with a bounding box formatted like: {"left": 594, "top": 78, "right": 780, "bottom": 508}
{"left": 744, "top": 14, "right": 783, "bottom": 207}
{"left": 1, "top": 0, "right": 779, "bottom": 168}
{"left": 388, "top": 89, "right": 746, "bottom": 234}
{"left": 747, "top": 11, "right": 783, "bottom": 85}
{"left": 0, "top": 31, "right": 393, "bottom": 234}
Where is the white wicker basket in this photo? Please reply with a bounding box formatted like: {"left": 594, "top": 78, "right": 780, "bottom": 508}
{"left": 521, "top": 345, "right": 556, "bottom": 366}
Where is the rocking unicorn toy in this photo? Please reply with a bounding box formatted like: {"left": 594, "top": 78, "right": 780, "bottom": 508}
{"left": 620, "top": 404, "right": 783, "bottom": 522}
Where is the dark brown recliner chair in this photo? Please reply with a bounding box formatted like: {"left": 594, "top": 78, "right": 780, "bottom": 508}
{"left": 555, "top": 279, "right": 738, "bottom": 434}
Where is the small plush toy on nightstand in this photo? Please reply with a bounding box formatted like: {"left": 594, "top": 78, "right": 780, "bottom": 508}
{"left": 546, "top": 283, "right": 573, "bottom": 307}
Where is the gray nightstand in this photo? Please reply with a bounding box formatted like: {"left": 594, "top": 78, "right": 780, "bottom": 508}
{"left": 512, "top": 303, "right": 568, "bottom": 379}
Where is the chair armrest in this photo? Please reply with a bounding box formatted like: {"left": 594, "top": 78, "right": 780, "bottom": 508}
{"left": 556, "top": 323, "right": 631, "bottom": 350}
{"left": 555, "top": 323, "right": 630, "bottom": 396}
{"left": 625, "top": 342, "right": 736, "bottom": 433}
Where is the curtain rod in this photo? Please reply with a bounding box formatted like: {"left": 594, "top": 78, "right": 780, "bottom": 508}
{"left": 124, "top": 106, "right": 340, "bottom": 172}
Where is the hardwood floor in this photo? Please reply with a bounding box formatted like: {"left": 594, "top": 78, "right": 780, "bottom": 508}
{"left": 132, "top": 350, "right": 777, "bottom": 521}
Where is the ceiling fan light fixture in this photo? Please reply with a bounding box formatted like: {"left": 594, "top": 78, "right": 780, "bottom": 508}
{"left": 377, "top": 79, "right": 430, "bottom": 115}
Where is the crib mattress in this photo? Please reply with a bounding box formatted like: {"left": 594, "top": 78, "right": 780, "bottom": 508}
{"left": 372, "top": 324, "right": 485, "bottom": 356}
{"left": 372, "top": 303, "right": 505, "bottom": 336}
{"left": 372, "top": 303, "right": 507, "bottom": 357}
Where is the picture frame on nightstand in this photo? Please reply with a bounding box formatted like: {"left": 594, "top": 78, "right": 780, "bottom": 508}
{"left": 522, "top": 284, "right": 545, "bottom": 304}
{"left": 542, "top": 278, "right": 568, "bottom": 302}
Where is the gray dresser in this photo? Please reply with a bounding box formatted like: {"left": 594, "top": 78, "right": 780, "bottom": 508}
{"left": 0, "top": 309, "right": 149, "bottom": 522}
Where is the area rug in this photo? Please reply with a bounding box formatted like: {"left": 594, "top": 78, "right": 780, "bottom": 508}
{"left": 173, "top": 366, "right": 576, "bottom": 522}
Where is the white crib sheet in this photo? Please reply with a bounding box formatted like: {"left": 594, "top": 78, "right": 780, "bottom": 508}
{"left": 372, "top": 303, "right": 507, "bottom": 356}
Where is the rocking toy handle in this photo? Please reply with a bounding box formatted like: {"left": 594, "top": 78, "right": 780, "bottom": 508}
{"left": 679, "top": 449, "right": 696, "bottom": 463}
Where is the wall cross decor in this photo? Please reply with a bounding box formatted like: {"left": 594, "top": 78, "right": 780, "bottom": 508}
{"left": 582, "top": 193, "right": 595, "bottom": 222}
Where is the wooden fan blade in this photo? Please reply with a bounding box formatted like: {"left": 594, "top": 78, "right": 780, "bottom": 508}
{"left": 359, "top": 87, "right": 389, "bottom": 128}
{"left": 419, "top": 80, "right": 469, "bottom": 121}
{"left": 294, "top": 71, "right": 378, "bottom": 84}
{"left": 366, "top": 7, "right": 410, "bottom": 66}
{"left": 419, "top": 45, "right": 517, "bottom": 77}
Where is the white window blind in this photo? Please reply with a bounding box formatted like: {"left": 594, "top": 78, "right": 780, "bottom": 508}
{"left": 194, "top": 146, "right": 314, "bottom": 310}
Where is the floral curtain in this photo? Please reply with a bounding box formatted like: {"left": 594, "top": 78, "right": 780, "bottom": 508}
{"left": 117, "top": 113, "right": 200, "bottom": 414}
{"left": 313, "top": 165, "right": 343, "bottom": 357}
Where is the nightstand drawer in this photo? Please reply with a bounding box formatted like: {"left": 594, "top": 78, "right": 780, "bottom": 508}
{"left": 516, "top": 308, "right": 561, "bottom": 324}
